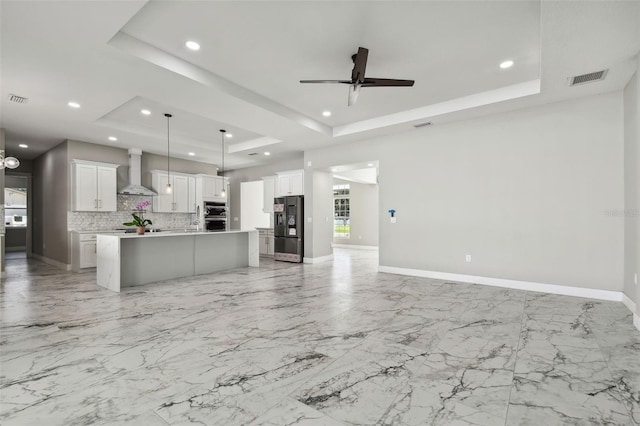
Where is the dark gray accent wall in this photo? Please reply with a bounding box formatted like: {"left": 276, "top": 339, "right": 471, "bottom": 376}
{"left": 32, "top": 140, "right": 68, "bottom": 263}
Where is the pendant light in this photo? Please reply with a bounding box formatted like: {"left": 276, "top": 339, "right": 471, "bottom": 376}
{"left": 219, "top": 129, "right": 226, "bottom": 197}
{"left": 165, "top": 113, "right": 172, "bottom": 194}
{"left": 0, "top": 150, "right": 20, "bottom": 169}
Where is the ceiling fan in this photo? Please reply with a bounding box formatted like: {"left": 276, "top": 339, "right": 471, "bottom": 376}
{"left": 300, "top": 47, "right": 415, "bottom": 106}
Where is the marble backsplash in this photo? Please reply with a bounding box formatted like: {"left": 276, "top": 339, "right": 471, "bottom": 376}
{"left": 68, "top": 194, "right": 196, "bottom": 231}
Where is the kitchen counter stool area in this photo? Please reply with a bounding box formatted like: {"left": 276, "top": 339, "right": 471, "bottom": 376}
{"left": 97, "top": 230, "right": 259, "bottom": 292}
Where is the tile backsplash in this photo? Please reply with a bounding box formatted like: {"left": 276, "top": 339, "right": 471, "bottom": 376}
{"left": 68, "top": 195, "right": 196, "bottom": 231}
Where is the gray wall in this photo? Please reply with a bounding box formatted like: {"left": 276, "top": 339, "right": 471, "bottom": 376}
{"left": 307, "top": 92, "right": 624, "bottom": 292}
{"left": 334, "top": 178, "right": 379, "bottom": 247}
{"left": 304, "top": 170, "right": 333, "bottom": 259}
{"left": 224, "top": 156, "right": 303, "bottom": 229}
{"left": 33, "top": 141, "right": 68, "bottom": 263}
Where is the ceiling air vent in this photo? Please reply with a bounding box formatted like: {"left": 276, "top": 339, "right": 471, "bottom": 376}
{"left": 414, "top": 121, "right": 432, "bottom": 128}
{"left": 8, "top": 93, "right": 28, "bottom": 104}
{"left": 569, "top": 70, "right": 608, "bottom": 86}
{"left": 247, "top": 152, "right": 258, "bottom": 156}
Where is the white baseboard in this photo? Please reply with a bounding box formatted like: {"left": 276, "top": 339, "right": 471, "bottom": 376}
{"left": 303, "top": 254, "right": 334, "bottom": 264}
{"left": 623, "top": 293, "right": 637, "bottom": 314}
{"left": 31, "top": 253, "right": 72, "bottom": 271}
{"left": 634, "top": 313, "right": 640, "bottom": 332}
{"left": 332, "top": 244, "right": 379, "bottom": 251}
{"left": 378, "top": 266, "right": 624, "bottom": 302}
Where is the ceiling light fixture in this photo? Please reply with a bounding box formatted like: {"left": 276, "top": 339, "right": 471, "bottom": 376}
{"left": 185, "top": 40, "right": 200, "bottom": 51}
{"left": 19, "top": 144, "right": 28, "bottom": 148}
{"left": 165, "top": 113, "right": 173, "bottom": 194}
{"left": 0, "top": 150, "right": 20, "bottom": 169}
{"left": 322, "top": 110, "right": 331, "bottom": 117}
{"left": 68, "top": 101, "right": 80, "bottom": 108}
{"left": 108, "top": 136, "right": 118, "bottom": 141}
{"left": 141, "top": 109, "right": 151, "bottom": 116}
{"left": 500, "top": 60, "right": 514, "bottom": 69}
{"left": 225, "top": 133, "right": 233, "bottom": 138}
{"left": 219, "top": 129, "right": 226, "bottom": 197}
{"left": 264, "top": 152, "right": 271, "bottom": 156}
{"left": 367, "top": 163, "right": 373, "bottom": 167}
{"left": 188, "top": 152, "right": 195, "bottom": 156}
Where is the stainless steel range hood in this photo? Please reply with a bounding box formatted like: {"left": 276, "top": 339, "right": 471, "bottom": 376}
{"left": 118, "top": 148, "right": 157, "bottom": 196}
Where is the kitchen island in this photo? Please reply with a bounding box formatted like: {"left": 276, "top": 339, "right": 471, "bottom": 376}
{"left": 96, "top": 230, "right": 259, "bottom": 292}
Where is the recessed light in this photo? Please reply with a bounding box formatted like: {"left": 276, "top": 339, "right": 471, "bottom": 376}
{"left": 264, "top": 152, "right": 271, "bottom": 156}
{"left": 322, "top": 110, "right": 331, "bottom": 117}
{"left": 500, "top": 60, "right": 514, "bottom": 69}
{"left": 19, "top": 144, "right": 28, "bottom": 148}
{"left": 188, "top": 152, "right": 195, "bottom": 156}
{"left": 141, "top": 109, "right": 151, "bottom": 115}
{"left": 108, "top": 136, "right": 118, "bottom": 141}
{"left": 367, "top": 163, "right": 373, "bottom": 167}
{"left": 185, "top": 40, "right": 200, "bottom": 51}
{"left": 225, "top": 133, "right": 233, "bottom": 138}
{"left": 331, "top": 168, "right": 337, "bottom": 172}
{"left": 67, "top": 101, "right": 80, "bottom": 108}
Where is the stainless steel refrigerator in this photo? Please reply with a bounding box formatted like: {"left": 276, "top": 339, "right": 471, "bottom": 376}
{"left": 274, "top": 196, "right": 304, "bottom": 262}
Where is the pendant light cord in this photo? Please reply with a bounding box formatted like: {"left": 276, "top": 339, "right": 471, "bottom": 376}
{"left": 165, "top": 113, "right": 172, "bottom": 183}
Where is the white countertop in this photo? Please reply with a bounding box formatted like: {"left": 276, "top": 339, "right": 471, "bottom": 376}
{"left": 98, "top": 229, "right": 257, "bottom": 239}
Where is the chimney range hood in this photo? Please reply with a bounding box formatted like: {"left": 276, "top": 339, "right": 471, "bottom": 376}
{"left": 118, "top": 148, "right": 157, "bottom": 196}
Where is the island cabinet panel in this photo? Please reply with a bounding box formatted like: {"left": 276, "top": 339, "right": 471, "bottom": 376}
{"left": 96, "top": 230, "right": 259, "bottom": 292}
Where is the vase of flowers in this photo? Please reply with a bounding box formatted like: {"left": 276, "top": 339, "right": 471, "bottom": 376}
{"left": 123, "top": 200, "right": 152, "bottom": 235}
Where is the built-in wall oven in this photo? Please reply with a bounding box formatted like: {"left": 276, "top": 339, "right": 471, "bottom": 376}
{"left": 204, "top": 201, "right": 227, "bottom": 232}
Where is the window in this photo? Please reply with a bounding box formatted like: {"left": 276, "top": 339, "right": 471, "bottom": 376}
{"left": 333, "top": 184, "right": 350, "bottom": 238}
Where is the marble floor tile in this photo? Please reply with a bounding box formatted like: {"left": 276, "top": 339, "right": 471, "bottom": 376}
{"left": 1, "top": 250, "right": 639, "bottom": 425}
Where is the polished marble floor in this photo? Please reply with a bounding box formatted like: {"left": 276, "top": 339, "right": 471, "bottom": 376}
{"left": 1, "top": 249, "right": 639, "bottom": 425}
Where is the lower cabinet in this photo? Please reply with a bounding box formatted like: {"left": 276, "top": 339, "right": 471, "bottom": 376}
{"left": 258, "top": 229, "right": 274, "bottom": 256}
{"left": 72, "top": 231, "right": 125, "bottom": 272}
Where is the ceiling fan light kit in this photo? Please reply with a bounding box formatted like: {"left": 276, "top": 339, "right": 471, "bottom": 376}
{"left": 300, "top": 47, "right": 415, "bottom": 106}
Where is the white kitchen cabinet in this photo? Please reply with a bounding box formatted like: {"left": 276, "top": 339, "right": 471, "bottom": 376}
{"left": 71, "top": 231, "right": 125, "bottom": 272}
{"left": 71, "top": 160, "right": 118, "bottom": 212}
{"left": 262, "top": 176, "right": 276, "bottom": 212}
{"left": 258, "top": 228, "right": 274, "bottom": 256}
{"left": 151, "top": 171, "right": 197, "bottom": 213}
{"left": 197, "top": 175, "right": 228, "bottom": 199}
{"left": 276, "top": 170, "right": 304, "bottom": 196}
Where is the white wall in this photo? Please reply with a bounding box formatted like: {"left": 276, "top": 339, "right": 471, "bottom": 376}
{"left": 303, "top": 170, "right": 333, "bottom": 260}
{"left": 308, "top": 92, "right": 625, "bottom": 292}
{"left": 624, "top": 69, "right": 639, "bottom": 305}
{"left": 240, "top": 181, "right": 270, "bottom": 229}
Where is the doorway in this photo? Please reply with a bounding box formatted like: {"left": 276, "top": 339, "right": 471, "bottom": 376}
{"left": 4, "top": 173, "right": 31, "bottom": 261}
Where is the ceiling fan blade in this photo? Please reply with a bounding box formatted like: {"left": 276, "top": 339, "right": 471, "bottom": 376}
{"left": 348, "top": 84, "right": 361, "bottom": 106}
{"left": 351, "top": 47, "right": 369, "bottom": 84}
{"left": 300, "top": 80, "right": 352, "bottom": 84}
{"left": 361, "top": 78, "right": 415, "bottom": 87}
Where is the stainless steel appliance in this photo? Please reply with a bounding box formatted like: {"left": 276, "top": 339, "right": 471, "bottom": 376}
{"left": 204, "top": 201, "right": 227, "bottom": 232}
{"left": 274, "top": 195, "right": 303, "bottom": 262}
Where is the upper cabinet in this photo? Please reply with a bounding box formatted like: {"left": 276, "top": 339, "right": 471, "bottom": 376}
{"left": 71, "top": 160, "right": 118, "bottom": 212}
{"left": 262, "top": 176, "right": 276, "bottom": 212}
{"left": 276, "top": 169, "right": 304, "bottom": 197}
{"left": 151, "top": 171, "right": 196, "bottom": 213}
{"left": 197, "top": 175, "right": 227, "bottom": 199}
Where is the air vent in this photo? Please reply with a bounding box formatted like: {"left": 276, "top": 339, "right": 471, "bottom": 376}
{"left": 247, "top": 152, "right": 258, "bottom": 156}
{"left": 8, "top": 93, "right": 28, "bottom": 104}
{"left": 414, "top": 121, "right": 432, "bottom": 128}
{"left": 570, "top": 70, "right": 608, "bottom": 86}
